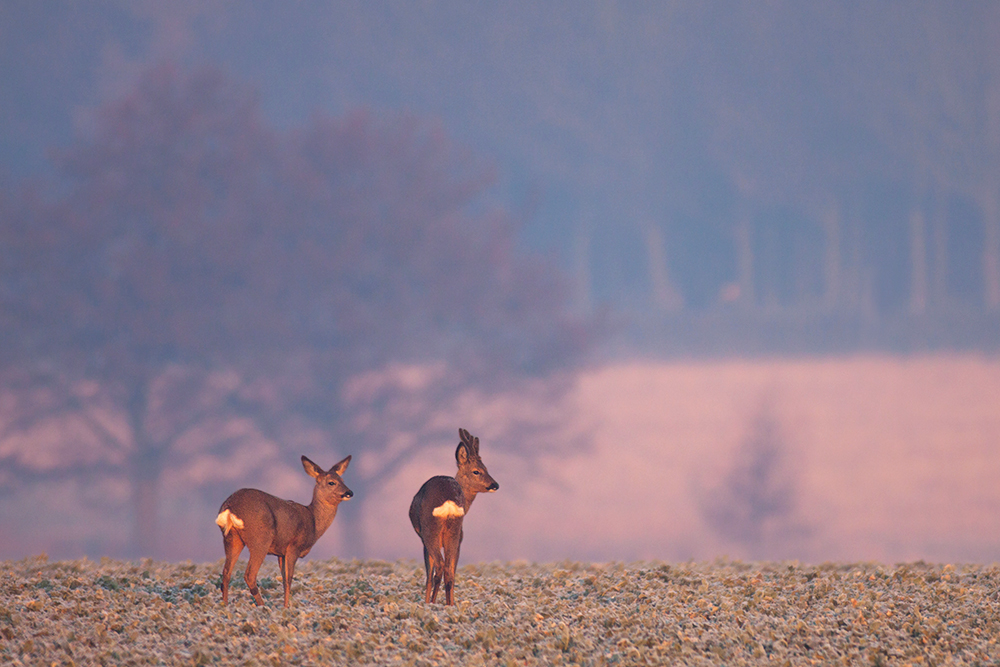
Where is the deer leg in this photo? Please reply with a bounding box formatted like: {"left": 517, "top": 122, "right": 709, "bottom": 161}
{"left": 442, "top": 521, "right": 462, "bottom": 606}
{"left": 430, "top": 562, "right": 443, "bottom": 604}
{"left": 443, "top": 570, "right": 455, "bottom": 605}
{"left": 276, "top": 555, "right": 287, "bottom": 605}
{"left": 422, "top": 544, "right": 435, "bottom": 603}
{"left": 282, "top": 552, "right": 298, "bottom": 608}
{"left": 221, "top": 532, "right": 245, "bottom": 605}
{"left": 442, "top": 562, "right": 455, "bottom": 605}
{"left": 244, "top": 549, "right": 267, "bottom": 606}
{"left": 428, "top": 541, "right": 444, "bottom": 604}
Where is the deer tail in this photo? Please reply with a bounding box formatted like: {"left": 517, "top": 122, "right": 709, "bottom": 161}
{"left": 431, "top": 500, "right": 465, "bottom": 519}
{"left": 215, "top": 509, "right": 245, "bottom": 535}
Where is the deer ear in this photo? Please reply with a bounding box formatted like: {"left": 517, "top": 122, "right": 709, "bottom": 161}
{"left": 331, "top": 454, "right": 351, "bottom": 476}
{"left": 301, "top": 455, "right": 323, "bottom": 479}
{"left": 456, "top": 442, "right": 470, "bottom": 465}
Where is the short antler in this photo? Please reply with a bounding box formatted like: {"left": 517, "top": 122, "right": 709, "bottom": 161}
{"left": 459, "top": 427, "right": 480, "bottom": 455}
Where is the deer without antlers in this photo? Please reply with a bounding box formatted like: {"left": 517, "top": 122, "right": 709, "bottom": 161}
{"left": 216, "top": 454, "right": 353, "bottom": 607}
{"left": 409, "top": 428, "right": 499, "bottom": 605}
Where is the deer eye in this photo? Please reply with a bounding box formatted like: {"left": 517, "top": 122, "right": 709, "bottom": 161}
{"left": 327, "top": 480, "right": 337, "bottom": 486}
{"left": 472, "top": 470, "right": 481, "bottom": 476}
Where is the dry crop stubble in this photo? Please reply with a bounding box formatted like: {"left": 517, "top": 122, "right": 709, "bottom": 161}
{"left": 3, "top": 556, "right": 1000, "bottom": 665}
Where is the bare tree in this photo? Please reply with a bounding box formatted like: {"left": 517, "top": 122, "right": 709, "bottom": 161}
{"left": 243, "top": 110, "right": 596, "bottom": 556}
{"left": 0, "top": 63, "right": 597, "bottom": 558}
{"left": 699, "top": 398, "right": 810, "bottom": 560}
{"left": 0, "top": 64, "right": 289, "bottom": 556}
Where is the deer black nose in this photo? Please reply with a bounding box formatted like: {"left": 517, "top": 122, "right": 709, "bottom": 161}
{"left": 487, "top": 482, "right": 499, "bottom": 492}
{"left": 342, "top": 490, "right": 354, "bottom": 499}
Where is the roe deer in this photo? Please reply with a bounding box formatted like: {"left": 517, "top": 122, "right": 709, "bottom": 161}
{"left": 216, "top": 455, "right": 352, "bottom": 607}
{"left": 409, "top": 428, "right": 498, "bottom": 605}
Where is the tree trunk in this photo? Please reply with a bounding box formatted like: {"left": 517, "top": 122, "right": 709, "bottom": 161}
{"left": 642, "top": 218, "right": 683, "bottom": 312}
{"left": 986, "top": 83, "right": 1000, "bottom": 310}
{"left": 572, "top": 223, "right": 592, "bottom": 315}
{"left": 130, "top": 447, "right": 162, "bottom": 558}
{"left": 909, "top": 207, "right": 928, "bottom": 315}
{"left": 981, "top": 187, "right": 1000, "bottom": 310}
{"left": 336, "top": 480, "right": 369, "bottom": 559}
{"left": 126, "top": 382, "right": 161, "bottom": 558}
{"left": 931, "top": 194, "right": 949, "bottom": 310}
{"left": 822, "top": 204, "right": 841, "bottom": 311}
{"left": 735, "top": 212, "right": 755, "bottom": 308}
{"left": 842, "top": 209, "right": 863, "bottom": 313}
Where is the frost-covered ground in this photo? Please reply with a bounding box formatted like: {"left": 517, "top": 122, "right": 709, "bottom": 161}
{"left": 3, "top": 557, "right": 1000, "bottom": 665}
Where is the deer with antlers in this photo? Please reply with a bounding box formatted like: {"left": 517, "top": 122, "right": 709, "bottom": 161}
{"left": 409, "top": 428, "right": 499, "bottom": 605}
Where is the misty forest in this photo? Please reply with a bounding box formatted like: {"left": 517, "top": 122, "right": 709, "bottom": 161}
{"left": 1, "top": 2, "right": 999, "bottom": 566}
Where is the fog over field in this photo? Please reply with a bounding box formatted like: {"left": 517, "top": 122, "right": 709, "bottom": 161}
{"left": 2, "top": 3, "right": 1000, "bottom": 566}
{"left": 3, "top": 355, "right": 998, "bottom": 566}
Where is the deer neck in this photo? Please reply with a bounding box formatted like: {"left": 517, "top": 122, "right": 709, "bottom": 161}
{"left": 462, "top": 492, "right": 477, "bottom": 513}
{"left": 308, "top": 496, "right": 340, "bottom": 539}
{"left": 455, "top": 475, "right": 479, "bottom": 513}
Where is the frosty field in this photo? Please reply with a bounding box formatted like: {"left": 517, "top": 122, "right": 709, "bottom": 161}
{"left": 3, "top": 556, "right": 1000, "bottom": 666}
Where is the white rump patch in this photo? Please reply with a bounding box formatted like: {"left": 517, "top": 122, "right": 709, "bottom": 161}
{"left": 215, "top": 509, "right": 245, "bottom": 535}
{"left": 432, "top": 500, "right": 465, "bottom": 519}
